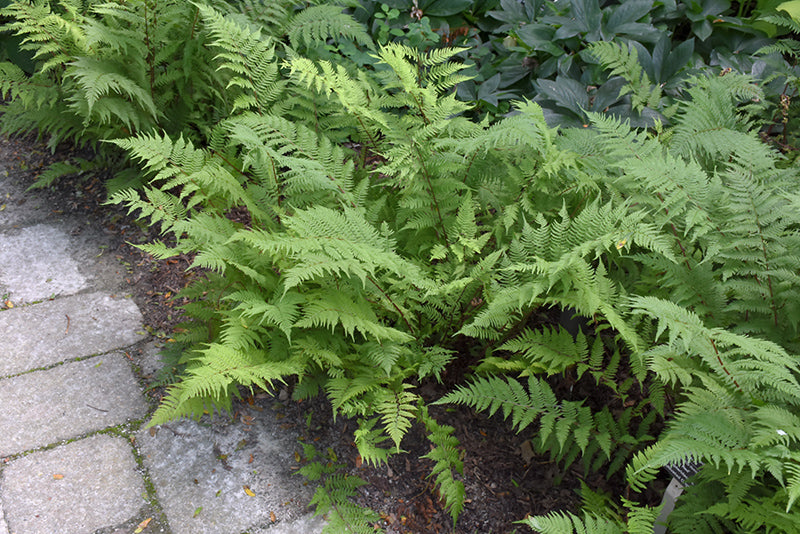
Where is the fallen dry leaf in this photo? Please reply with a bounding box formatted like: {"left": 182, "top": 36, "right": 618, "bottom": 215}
{"left": 243, "top": 485, "right": 256, "bottom": 497}
{"left": 519, "top": 440, "right": 535, "bottom": 464}
{"left": 270, "top": 511, "right": 276, "bottom": 523}
{"left": 52, "top": 473, "right": 64, "bottom": 480}
{"left": 133, "top": 517, "right": 152, "bottom": 533}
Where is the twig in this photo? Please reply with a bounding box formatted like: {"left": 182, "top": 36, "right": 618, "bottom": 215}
{"left": 86, "top": 404, "right": 109, "bottom": 412}
{"left": 65, "top": 314, "right": 70, "bottom": 335}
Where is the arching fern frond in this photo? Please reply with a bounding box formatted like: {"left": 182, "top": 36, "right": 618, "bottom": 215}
{"left": 287, "top": 4, "right": 373, "bottom": 53}
{"left": 148, "top": 344, "right": 303, "bottom": 425}
{"left": 199, "top": 3, "right": 285, "bottom": 115}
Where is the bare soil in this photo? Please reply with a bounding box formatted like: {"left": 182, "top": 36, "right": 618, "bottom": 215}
{"left": 2, "top": 134, "right": 669, "bottom": 533}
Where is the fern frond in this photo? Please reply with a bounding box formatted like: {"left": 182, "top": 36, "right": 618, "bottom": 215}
{"left": 234, "top": 205, "right": 431, "bottom": 293}
{"left": 67, "top": 56, "right": 157, "bottom": 127}
{"left": 436, "top": 375, "right": 557, "bottom": 434}
{"left": 374, "top": 385, "right": 418, "bottom": 451}
{"left": 495, "top": 327, "right": 589, "bottom": 375}
{"left": 287, "top": 5, "right": 373, "bottom": 52}
{"left": 418, "top": 404, "right": 465, "bottom": 524}
{"left": 670, "top": 74, "right": 765, "bottom": 162}
{"left": 199, "top": 4, "right": 285, "bottom": 115}
{"left": 522, "top": 511, "right": 625, "bottom": 534}
{"left": 589, "top": 41, "right": 661, "bottom": 111}
{"left": 148, "top": 344, "right": 302, "bottom": 425}
{"left": 305, "top": 470, "right": 380, "bottom": 534}
{"left": 295, "top": 288, "right": 413, "bottom": 343}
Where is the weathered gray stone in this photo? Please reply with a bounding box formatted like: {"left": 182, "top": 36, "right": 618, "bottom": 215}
{"left": 0, "top": 172, "right": 52, "bottom": 230}
{"left": 2, "top": 434, "right": 146, "bottom": 534}
{"left": 133, "top": 340, "right": 168, "bottom": 379}
{"left": 249, "top": 514, "right": 327, "bottom": 534}
{"left": 0, "top": 291, "right": 144, "bottom": 377}
{"left": 137, "top": 414, "right": 323, "bottom": 534}
{"left": 0, "top": 354, "right": 148, "bottom": 457}
{"left": 0, "top": 495, "right": 9, "bottom": 534}
{"left": 0, "top": 224, "right": 88, "bottom": 303}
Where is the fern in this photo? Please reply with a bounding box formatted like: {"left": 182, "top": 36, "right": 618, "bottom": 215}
{"left": 198, "top": 4, "right": 285, "bottom": 115}
{"left": 623, "top": 296, "right": 800, "bottom": 530}
{"left": 296, "top": 442, "right": 381, "bottom": 534}
{"left": 418, "top": 404, "right": 465, "bottom": 525}
{"left": 149, "top": 344, "right": 303, "bottom": 424}
{"left": 589, "top": 41, "right": 662, "bottom": 112}
{"left": 287, "top": 4, "right": 373, "bottom": 54}
{"left": 22, "top": 4, "right": 797, "bottom": 529}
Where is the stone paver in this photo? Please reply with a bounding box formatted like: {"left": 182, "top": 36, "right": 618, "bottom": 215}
{"left": 0, "top": 291, "right": 143, "bottom": 377}
{"left": 0, "top": 224, "right": 88, "bottom": 303}
{"left": 0, "top": 173, "right": 51, "bottom": 230}
{"left": 0, "top": 139, "right": 326, "bottom": 534}
{"left": 0, "top": 496, "right": 8, "bottom": 534}
{"left": 1, "top": 434, "right": 146, "bottom": 534}
{"left": 0, "top": 354, "right": 148, "bottom": 457}
{"left": 137, "top": 417, "right": 322, "bottom": 534}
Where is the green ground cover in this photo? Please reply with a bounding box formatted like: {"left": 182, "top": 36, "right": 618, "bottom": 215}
{"left": 2, "top": 1, "right": 800, "bottom": 532}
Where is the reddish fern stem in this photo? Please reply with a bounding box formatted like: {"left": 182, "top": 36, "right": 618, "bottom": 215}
{"left": 415, "top": 145, "right": 450, "bottom": 248}
{"left": 367, "top": 276, "right": 415, "bottom": 335}
{"left": 709, "top": 338, "right": 742, "bottom": 392}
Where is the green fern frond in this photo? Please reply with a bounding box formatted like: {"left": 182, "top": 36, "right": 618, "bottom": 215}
{"left": 295, "top": 288, "right": 414, "bottom": 343}
{"left": 67, "top": 56, "right": 157, "bottom": 127}
{"left": 352, "top": 416, "right": 394, "bottom": 466}
{"left": 304, "top": 468, "right": 380, "bottom": 534}
{"left": 760, "top": 12, "right": 800, "bottom": 34}
{"left": 670, "top": 74, "right": 765, "bottom": 161}
{"left": 374, "top": 385, "right": 418, "bottom": 451}
{"left": 1, "top": 0, "right": 89, "bottom": 72}
{"left": 199, "top": 4, "right": 285, "bottom": 115}
{"left": 436, "top": 375, "right": 557, "bottom": 434}
{"left": 495, "top": 327, "right": 589, "bottom": 375}
{"left": 589, "top": 41, "right": 661, "bottom": 111}
{"left": 418, "top": 404, "right": 465, "bottom": 524}
{"left": 148, "top": 344, "right": 302, "bottom": 425}
{"left": 287, "top": 5, "right": 373, "bottom": 52}
{"left": 234, "top": 205, "right": 431, "bottom": 293}
{"left": 223, "top": 111, "right": 358, "bottom": 207}
{"left": 521, "top": 510, "right": 625, "bottom": 534}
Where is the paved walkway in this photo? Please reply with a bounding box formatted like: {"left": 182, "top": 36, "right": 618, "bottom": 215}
{"left": 0, "top": 147, "right": 326, "bottom": 533}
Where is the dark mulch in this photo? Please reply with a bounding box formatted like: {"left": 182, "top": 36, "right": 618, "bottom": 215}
{"left": 2, "top": 134, "right": 669, "bottom": 533}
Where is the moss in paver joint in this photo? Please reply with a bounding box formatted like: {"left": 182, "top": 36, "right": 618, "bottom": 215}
{"left": 0, "top": 348, "right": 140, "bottom": 381}
{"left": 1, "top": 420, "right": 171, "bottom": 532}
{"left": 123, "top": 427, "right": 174, "bottom": 534}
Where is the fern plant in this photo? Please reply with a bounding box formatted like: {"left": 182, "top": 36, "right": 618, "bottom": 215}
{"left": 295, "top": 440, "right": 380, "bottom": 534}
{"left": 0, "top": 0, "right": 311, "bottom": 189}
{"left": 10, "top": 2, "right": 800, "bottom": 531}
{"left": 108, "top": 5, "right": 486, "bottom": 519}
{"left": 517, "top": 74, "right": 800, "bottom": 533}
{"left": 112, "top": 19, "right": 800, "bottom": 526}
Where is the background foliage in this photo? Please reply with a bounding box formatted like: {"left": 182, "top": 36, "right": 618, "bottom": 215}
{"left": 2, "top": 1, "right": 800, "bottom": 533}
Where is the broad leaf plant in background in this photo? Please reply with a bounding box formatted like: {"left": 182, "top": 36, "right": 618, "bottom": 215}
{"left": 2, "top": 1, "right": 800, "bottom": 533}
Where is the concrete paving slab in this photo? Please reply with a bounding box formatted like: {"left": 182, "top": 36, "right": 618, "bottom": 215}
{"left": 0, "top": 354, "right": 149, "bottom": 457}
{"left": 0, "top": 224, "right": 88, "bottom": 303}
{"left": 0, "top": 291, "right": 144, "bottom": 377}
{"left": 249, "top": 513, "right": 327, "bottom": 533}
{"left": 1, "top": 434, "right": 146, "bottom": 534}
{"left": 137, "top": 415, "right": 323, "bottom": 534}
{"left": 0, "top": 496, "right": 8, "bottom": 534}
{"left": 0, "top": 172, "right": 52, "bottom": 230}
